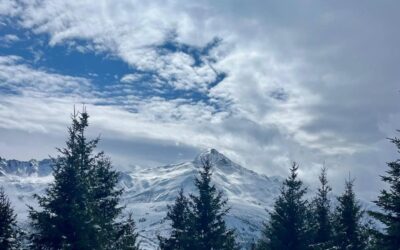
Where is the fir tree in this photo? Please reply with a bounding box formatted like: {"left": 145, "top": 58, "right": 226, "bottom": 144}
{"left": 190, "top": 158, "right": 238, "bottom": 250}
{"left": 0, "top": 187, "right": 19, "bottom": 249}
{"left": 114, "top": 213, "right": 140, "bottom": 250}
{"left": 256, "top": 162, "right": 312, "bottom": 250}
{"left": 29, "top": 108, "right": 126, "bottom": 250}
{"left": 158, "top": 188, "right": 193, "bottom": 250}
{"left": 369, "top": 134, "right": 400, "bottom": 249}
{"left": 89, "top": 155, "right": 125, "bottom": 249}
{"left": 332, "top": 179, "right": 367, "bottom": 250}
{"left": 310, "top": 167, "right": 333, "bottom": 249}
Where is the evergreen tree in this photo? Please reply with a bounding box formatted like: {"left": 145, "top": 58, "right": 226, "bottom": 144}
{"left": 369, "top": 134, "right": 400, "bottom": 249}
{"left": 114, "top": 213, "right": 140, "bottom": 250}
{"left": 89, "top": 155, "right": 125, "bottom": 249}
{"left": 0, "top": 187, "right": 19, "bottom": 249}
{"left": 29, "top": 109, "right": 126, "bottom": 250}
{"left": 332, "top": 179, "right": 367, "bottom": 250}
{"left": 310, "top": 167, "right": 333, "bottom": 249}
{"left": 158, "top": 188, "right": 193, "bottom": 250}
{"left": 256, "top": 162, "right": 312, "bottom": 250}
{"left": 190, "top": 158, "right": 238, "bottom": 250}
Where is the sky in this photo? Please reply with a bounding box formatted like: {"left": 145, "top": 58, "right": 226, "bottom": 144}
{"left": 0, "top": 0, "right": 399, "bottom": 198}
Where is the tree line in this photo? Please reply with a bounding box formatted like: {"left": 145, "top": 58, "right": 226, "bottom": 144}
{"left": 0, "top": 110, "right": 399, "bottom": 250}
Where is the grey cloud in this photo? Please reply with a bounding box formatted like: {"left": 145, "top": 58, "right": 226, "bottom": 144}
{"left": 99, "top": 135, "right": 200, "bottom": 169}
{"left": 1, "top": 0, "right": 400, "bottom": 198}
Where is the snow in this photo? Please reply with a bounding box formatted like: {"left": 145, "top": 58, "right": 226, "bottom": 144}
{"left": 0, "top": 149, "right": 282, "bottom": 249}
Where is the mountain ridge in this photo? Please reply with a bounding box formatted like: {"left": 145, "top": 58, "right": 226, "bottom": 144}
{"left": 0, "top": 149, "right": 281, "bottom": 249}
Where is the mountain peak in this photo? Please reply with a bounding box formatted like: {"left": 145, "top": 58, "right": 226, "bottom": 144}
{"left": 209, "top": 148, "right": 219, "bottom": 155}
{"left": 193, "top": 148, "right": 233, "bottom": 167}
{"left": 202, "top": 148, "right": 223, "bottom": 158}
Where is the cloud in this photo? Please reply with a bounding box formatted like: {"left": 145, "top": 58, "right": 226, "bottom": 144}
{"left": 15, "top": 0, "right": 221, "bottom": 92}
{"left": 1, "top": 0, "right": 400, "bottom": 197}
{"left": 120, "top": 73, "right": 141, "bottom": 84}
{"left": 0, "top": 0, "right": 20, "bottom": 17}
{"left": 0, "top": 55, "right": 92, "bottom": 98}
{"left": 0, "top": 34, "right": 19, "bottom": 45}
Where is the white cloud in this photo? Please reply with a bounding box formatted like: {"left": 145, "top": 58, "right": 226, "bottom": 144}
{"left": 0, "top": 0, "right": 20, "bottom": 17}
{"left": 120, "top": 74, "right": 141, "bottom": 84}
{"left": 0, "top": 55, "right": 92, "bottom": 98}
{"left": 0, "top": 34, "right": 19, "bottom": 45}
{"left": 1, "top": 0, "right": 400, "bottom": 196}
{"left": 0, "top": 55, "right": 228, "bottom": 146}
{"left": 16, "top": 0, "right": 220, "bottom": 92}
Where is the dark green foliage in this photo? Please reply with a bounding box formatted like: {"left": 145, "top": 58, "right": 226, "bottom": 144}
{"left": 310, "top": 167, "right": 333, "bottom": 249}
{"left": 0, "top": 187, "right": 20, "bottom": 249}
{"left": 28, "top": 109, "right": 131, "bottom": 250}
{"left": 190, "top": 158, "right": 238, "bottom": 250}
{"left": 114, "top": 213, "right": 140, "bottom": 250}
{"left": 256, "top": 163, "right": 312, "bottom": 250}
{"left": 160, "top": 158, "right": 238, "bottom": 250}
{"left": 369, "top": 134, "right": 400, "bottom": 250}
{"left": 158, "top": 189, "right": 193, "bottom": 250}
{"left": 332, "top": 179, "right": 367, "bottom": 250}
{"left": 89, "top": 156, "right": 125, "bottom": 249}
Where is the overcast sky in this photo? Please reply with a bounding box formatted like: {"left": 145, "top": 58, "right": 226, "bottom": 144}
{"left": 0, "top": 0, "right": 399, "bottom": 198}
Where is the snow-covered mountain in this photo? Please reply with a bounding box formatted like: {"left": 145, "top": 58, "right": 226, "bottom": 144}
{"left": 0, "top": 149, "right": 282, "bottom": 249}
{"left": 0, "top": 157, "right": 53, "bottom": 177}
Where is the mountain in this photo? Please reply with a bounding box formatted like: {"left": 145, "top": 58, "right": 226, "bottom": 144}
{"left": 0, "top": 157, "right": 52, "bottom": 177}
{"left": 0, "top": 149, "right": 282, "bottom": 249}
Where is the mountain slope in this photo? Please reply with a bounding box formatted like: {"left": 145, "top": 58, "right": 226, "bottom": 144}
{"left": 0, "top": 150, "right": 282, "bottom": 249}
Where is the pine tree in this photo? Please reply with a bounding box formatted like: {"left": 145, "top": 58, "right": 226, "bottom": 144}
{"left": 28, "top": 108, "right": 126, "bottom": 250}
{"left": 332, "top": 179, "right": 367, "bottom": 250}
{"left": 369, "top": 134, "right": 400, "bottom": 249}
{"left": 114, "top": 213, "right": 140, "bottom": 250}
{"left": 310, "top": 167, "right": 333, "bottom": 249}
{"left": 0, "top": 187, "right": 19, "bottom": 249}
{"left": 190, "top": 158, "right": 238, "bottom": 250}
{"left": 256, "top": 162, "right": 312, "bottom": 250}
{"left": 158, "top": 188, "right": 193, "bottom": 250}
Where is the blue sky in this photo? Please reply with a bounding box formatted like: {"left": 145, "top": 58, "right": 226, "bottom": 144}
{"left": 1, "top": 0, "right": 400, "bottom": 198}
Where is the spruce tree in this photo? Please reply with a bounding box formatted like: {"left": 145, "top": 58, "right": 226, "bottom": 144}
{"left": 28, "top": 109, "right": 127, "bottom": 249}
{"left": 332, "top": 179, "right": 367, "bottom": 250}
{"left": 89, "top": 154, "right": 125, "bottom": 249}
{"left": 369, "top": 134, "right": 400, "bottom": 249}
{"left": 158, "top": 188, "right": 193, "bottom": 250}
{"left": 0, "top": 187, "right": 19, "bottom": 249}
{"left": 190, "top": 158, "right": 238, "bottom": 250}
{"left": 114, "top": 213, "right": 140, "bottom": 250}
{"left": 310, "top": 167, "right": 333, "bottom": 249}
{"left": 256, "top": 162, "right": 312, "bottom": 250}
